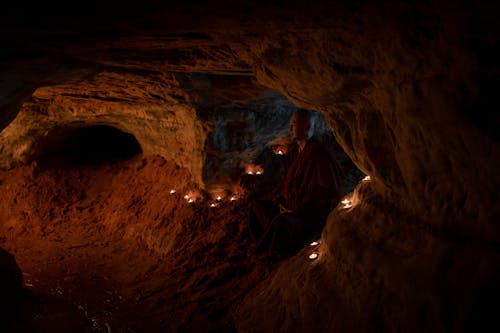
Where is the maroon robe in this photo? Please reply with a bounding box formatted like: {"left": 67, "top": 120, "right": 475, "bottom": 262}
{"left": 282, "top": 138, "right": 343, "bottom": 217}
{"left": 249, "top": 138, "right": 343, "bottom": 253}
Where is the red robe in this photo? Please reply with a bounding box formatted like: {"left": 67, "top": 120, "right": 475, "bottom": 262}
{"left": 249, "top": 138, "right": 343, "bottom": 252}
{"left": 282, "top": 138, "right": 343, "bottom": 219}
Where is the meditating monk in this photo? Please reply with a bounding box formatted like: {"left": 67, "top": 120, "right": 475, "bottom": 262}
{"left": 248, "top": 109, "right": 344, "bottom": 254}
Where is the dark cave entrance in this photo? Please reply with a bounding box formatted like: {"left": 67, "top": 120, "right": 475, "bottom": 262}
{"left": 35, "top": 124, "right": 142, "bottom": 167}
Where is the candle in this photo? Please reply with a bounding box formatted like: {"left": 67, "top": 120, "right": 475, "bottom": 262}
{"left": 310, "top": 241, "right": 319, "bottom": 246}
{"left": 341, "top": 198, "right": 352, "bottom": 209}
{"left": 278, "top": 150, "right": 284, "bottom": 155}
{"left": 309, "top": 252, "right": 319, "bottom": 260}
{"left": 188, "top": 198, "right": 194, "bottom": 203}
{"left": 230, "top": 196, "right": 236, "bottom": 201}
{"left": 170, "top": 189, "right": 176, "bottom": 194}
{"left": 362, "top": 175, "right": 371, "bottom": 181}
{"left": 256, "top": 171, "right": 262, "bottom": 175}
{"left": 184, "top": 195, "right": 190, "bottom": 200}
{"left": 210, "top": 203, "right": 216, "bottom": 208}
{"left": 216, "top": 196, "right": 222, "bottom": 201}
{"left": 247, "top": 171, "right": 254, "bottom": 175}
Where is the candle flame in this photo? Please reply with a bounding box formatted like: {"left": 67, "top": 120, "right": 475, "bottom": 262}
{"left": 210, "top": 203, "right": 216, "bottom": 208}
{"left": 247, "top": 171, "right": 254, "bottom": 175}
{"left": 362, "top": 175, "right": 371, "bottom": 181}
{"left": 188, "top": 198, "right": 194, "bottom": 203}
{"left": 230, "top": 196, "right": 236, "bottom": 201}
{"left": 170, "top": 189, "right": 176, "bottom": 194}
{"left": 310, "top": 241, "right": 319, "bottom": 246}
{"left": 341, "top": 199, "right": 350, "bottom": 205}
{"left": 278, "top": 150, "right": 284, "bottom": 155}
{"left": 184, "top": 195, "right": 190, "bottom": 200}
{"left": 216, "top": 196, "right": 222, "bottom": 201}
{"left": 309, "top": 252, "right": 319, "bottom": 260}
{"left": 256, "top": 171, "right": 262, "bottom": 175}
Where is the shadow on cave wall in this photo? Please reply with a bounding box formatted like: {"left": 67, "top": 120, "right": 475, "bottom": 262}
{"left": 34, "top": 124, "right": 142, "bottom": 169}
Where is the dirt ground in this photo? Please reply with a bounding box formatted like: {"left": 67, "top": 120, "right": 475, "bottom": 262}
{"left": 0, "top": 155, "right": 281, "bottom": 332}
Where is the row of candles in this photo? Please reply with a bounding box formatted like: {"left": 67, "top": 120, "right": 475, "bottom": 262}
{"left": 339, "top": 175, "right": 371, "bottom": 209}
{"left": 170, "top": 160, "right": 272, "bottom": 207}
{"left": 169, "top": 189, "right": 238, "bottom": 207}
{"left": 308, "top": 174, "right": 372, "bottom": 261}
{"left": 171, "top": 173, "right": 371, "bottom": 211}
{"left": 242, "top": 147, "right": 283, "bottom": 176}
{"left": 170, "top": 151, "right": 372, "bottom": 261}
{"left": 171, "top": 170, "right": 371, "bottom": 219}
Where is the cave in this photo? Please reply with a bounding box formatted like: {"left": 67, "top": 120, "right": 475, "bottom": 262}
{"left": 1, "top": 1, "right": 499, "bottom": 333}
{"left": 34, "top": 125, "right": 143, "bottom": 167}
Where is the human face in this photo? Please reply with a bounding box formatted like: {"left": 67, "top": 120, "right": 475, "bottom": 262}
{"left": 289, "top": 113, "right": 310, "bottom": 141}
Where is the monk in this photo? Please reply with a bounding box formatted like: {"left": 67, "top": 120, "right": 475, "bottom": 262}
{"left": 248, "top": 109, "right": 344, "bottom": 254}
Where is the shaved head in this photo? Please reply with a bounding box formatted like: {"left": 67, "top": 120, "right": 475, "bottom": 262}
{"left": 290, "top": 109, "right": 312, "bottom": 142}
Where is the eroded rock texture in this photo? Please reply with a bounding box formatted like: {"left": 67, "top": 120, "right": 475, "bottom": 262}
{"left": 0, "top": 1, "right": 499, "bottom": 332}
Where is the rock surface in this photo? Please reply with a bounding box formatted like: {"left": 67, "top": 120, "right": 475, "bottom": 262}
{"left": 0, "top": 1, "right": 499, "bottom": 332}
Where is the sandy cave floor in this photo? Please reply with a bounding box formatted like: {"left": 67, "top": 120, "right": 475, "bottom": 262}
{"left": 0, "top": 155, "right": 285, "bottom": 332}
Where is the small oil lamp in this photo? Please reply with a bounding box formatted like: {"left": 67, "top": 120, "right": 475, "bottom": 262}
{"left": 309, "top": 252, "right": 319, "bottom": 260}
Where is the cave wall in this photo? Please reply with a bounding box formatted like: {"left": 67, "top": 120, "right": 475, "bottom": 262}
{"left": 233, "top": 2, "right": 500, "bottom": 332}
{"left": 0, "top": 1, "right": 499, "bottom": 332}
{"left": 0, "top": 70, "right": 207, "bottom": 184}
{"left": 240, "top": 1, "right": 500, "bottom": 235}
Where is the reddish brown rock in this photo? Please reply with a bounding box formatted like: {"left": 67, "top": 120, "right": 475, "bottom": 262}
{"left": 0, "top": 1, "right": 498, "bottom": 332}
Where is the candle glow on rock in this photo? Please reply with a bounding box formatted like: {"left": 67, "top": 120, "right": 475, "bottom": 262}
{"left": 341, "top": 198, "right": 352, "bottom": 209}
{"left": 309, "top": 252, "right": 319, "bottom": 260}
{"left": 245, "top": 164, "right": 263, "bottom": 175}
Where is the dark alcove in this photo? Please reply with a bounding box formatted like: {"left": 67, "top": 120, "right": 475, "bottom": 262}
{"left": 35, "top": 125, "right": 142, "bottom": 167}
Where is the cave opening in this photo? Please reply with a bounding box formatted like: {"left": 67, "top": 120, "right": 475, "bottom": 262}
{"left": 202, "top": 99, "right": 364, "bottom": 199}
{"left": 35, "top": 125, "right": 143, "bottom": 167}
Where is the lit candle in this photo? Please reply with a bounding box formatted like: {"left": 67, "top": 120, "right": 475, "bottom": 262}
{"left": 362, "top": 175, "right": 371, "bottom": 181}
{"left": 188, "top": 198, "right": 194, "bottom": 203}
{"left": 184, "top": 195, "right": 190, "bottom": 200}
{"left": 278, "top": 150, "right": 284, "bottom": 155}
{"left": 170, "top": 189, "right": 176, "bottom": 194}
{"left": 256, "top": 171, "right": 262, "bottom": 175}
{"left": 210, "top": 203, "right": 216, "bottom": 208}
{"left": 216, "top": 196, "right": 222, "bottom": 201}
{"left": 341, "top": 199, "right": 350, "bottom": 205}
{"left": 310, "top": 241, "right": 319, "bottom": 246}
{"left": 247, "top": 171, "right": 254, "bottom": 175}
{"left": 230, "top": 196, "right": 236, "bottom": 201}
{"left": 309, "top": 252, "right": 319, "bottom": 260}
